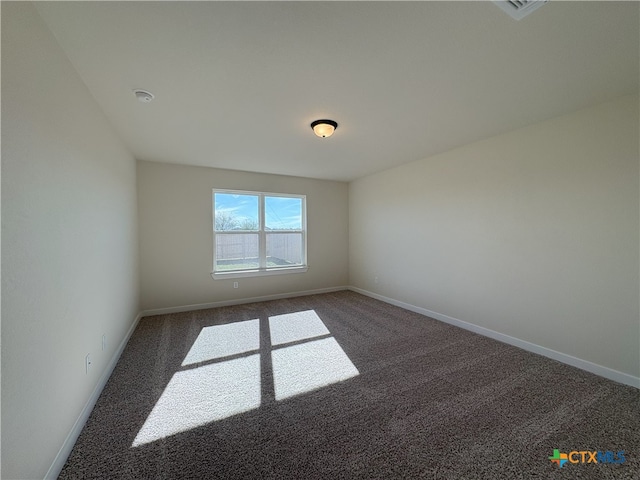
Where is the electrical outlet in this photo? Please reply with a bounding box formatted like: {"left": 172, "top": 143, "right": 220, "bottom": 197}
{"left": 85, "top": 354, "right": 92, "bottom": 374}
{"left": 374, "top": 276, "right": 379, "bottom": 284}
{"left": 233, "top": 281, "right": 238, "bottom": 289}
{"left": 102, "top": 334, "right": 107, "bottom": 351}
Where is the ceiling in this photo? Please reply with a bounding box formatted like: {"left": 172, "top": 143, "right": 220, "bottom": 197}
{"left": 35, "top": 1, "right": 639, "bottom": 182}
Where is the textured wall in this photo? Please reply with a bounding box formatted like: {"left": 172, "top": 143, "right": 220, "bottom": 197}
{"left": 2, "top": 3, "right": 140, "bottom": 478}
{"left": 350, "top": 95, "right": 640, "bottom": 378}
{"left": 137, "top": 161, "right": 349, "bottom": 311}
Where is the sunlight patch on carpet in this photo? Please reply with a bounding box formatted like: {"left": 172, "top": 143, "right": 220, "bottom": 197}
{"left": 269, "top": 310, "right": 330, "bottom": 346}
{"left": 132, "top": 354, "right": 260, "bottom": 447}
{"left": 182, "top": 319, "right": 259, "bottom": 366}
{"left": 272, "top": 337, "right": 359, "bottom": 401}
{"left": 133, "top": 310, "right": 359, "bottom": 447}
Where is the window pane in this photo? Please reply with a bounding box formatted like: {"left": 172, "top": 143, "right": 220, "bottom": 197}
{"left": 265, "top": 196, "right": 302, "bottom": 231}
{"left": 266, "top": 233, "right": 302, "bottom": 267}
{"left": 214, "top": 193, "right": 259, "bottom": 231}
{"left": 215, "top": 234, "right": 259, "bottom": 271}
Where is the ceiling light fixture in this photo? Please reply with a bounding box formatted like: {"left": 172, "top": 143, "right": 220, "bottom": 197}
{"left": 311, "top": 119, "right": 338, "bottom": 138}
{"left": 133, "top": 89, "right": 154, "bottom": 103}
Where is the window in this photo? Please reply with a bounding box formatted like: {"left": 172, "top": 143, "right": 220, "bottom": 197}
{"left": 212, "top": 189, "right": 307, "bottom": 278}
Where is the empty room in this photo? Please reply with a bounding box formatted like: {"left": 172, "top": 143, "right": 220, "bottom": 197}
{"left": 2, "top": 1, "right": 639, "bottom": 479}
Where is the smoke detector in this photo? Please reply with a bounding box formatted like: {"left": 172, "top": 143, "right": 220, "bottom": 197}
{"left": 493, "top": 0, "right": 548, "bottom": 20}
{"left": 133, "top": 89, "right": 154, "bottom": 103}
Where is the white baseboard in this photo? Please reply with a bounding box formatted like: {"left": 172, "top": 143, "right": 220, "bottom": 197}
{"left": 349, "top": 286, "right": 640, "bottom": 389}
{"left": 140, "top": 286, "right": 349, "bottom": 317}
{"left": 45, "top": 311, "right": 144, "bottom": 480}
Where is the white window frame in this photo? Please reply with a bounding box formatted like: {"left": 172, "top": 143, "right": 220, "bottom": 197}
{"left": 211, "top": 189, "right": 308, "bottom": 279}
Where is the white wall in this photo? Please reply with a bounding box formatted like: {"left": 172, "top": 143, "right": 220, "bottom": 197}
{"left": 350, "top": 94, "right": 640, "bottom": 379}
{"left": 138, "top": 161, "right": 349, "bottom": 311}
{"left": 2, "top": 3, "right": 140, "bottom": 479}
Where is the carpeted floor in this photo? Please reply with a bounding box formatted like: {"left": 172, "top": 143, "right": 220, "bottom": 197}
{"left": 59, "top": 290, "right": 639, "bottom": 479}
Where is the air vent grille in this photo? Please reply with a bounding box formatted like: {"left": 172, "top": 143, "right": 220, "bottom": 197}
{"left": 493, "top": 0, "right": 548, "bottom": 20}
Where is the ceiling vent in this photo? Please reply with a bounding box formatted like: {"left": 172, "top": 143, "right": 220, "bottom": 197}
{"left": 493, "top": 0, "right": 548, "bottom": 20}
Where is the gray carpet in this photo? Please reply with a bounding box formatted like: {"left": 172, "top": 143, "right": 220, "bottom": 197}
{"left": 59, "top": 290, "right": 639, "bottom": 479}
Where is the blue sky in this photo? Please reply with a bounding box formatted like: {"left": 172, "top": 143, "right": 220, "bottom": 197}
{"left": 215, "top": 193, "right": 302, "bottom": 230}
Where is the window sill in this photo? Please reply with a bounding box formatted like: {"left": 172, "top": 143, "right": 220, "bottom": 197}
{"left": 211, "top": 266, "right": 308, "bottom": 280}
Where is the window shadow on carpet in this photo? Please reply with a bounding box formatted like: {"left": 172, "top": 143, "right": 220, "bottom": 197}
{"left": 132, "top": 309, "right": 359, "bottom": 447}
